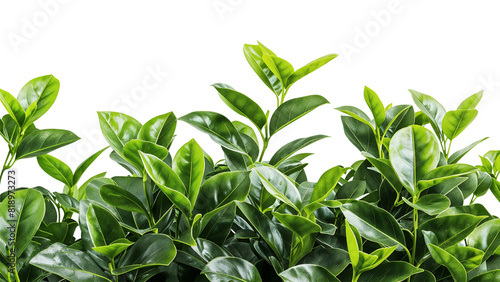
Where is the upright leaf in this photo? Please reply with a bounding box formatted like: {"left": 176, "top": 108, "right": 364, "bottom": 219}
{"left": 457, "top": 91, "right": 482, "bottom": 110}
{"left": 262, "top": 54, "right": 294, "bottom": 88}
{"left": 0, "top": 89, "right": 25, "bottom": 126}
{"left": 97, "top": 111, "right": 141, "bottom": 155}
{"left": 202, "top": 257, "right": 262, "bottom": 282}
{"left": 17, "top": 75, "right": 60, "bottom": 123}
{"left": 138, "top": 112, "right": 176, "bottom": 148}
{"left": 86, "top": 204, "right": 124, "bottom": 247}
{"left": 310, "top": 166, "right": 348, "bottom": 204}
{"left": 341, "top": 116, "right": 378, "bottom": 156}
{"left": 287, "top": 54, "right": 338, "bottom": 87}
{"left": 123, "top": 139, "right": 169, "bottom": 170}
{"left": 409, "top": 90, "right": 446, "bottom": 138}
{"left": 364, "top": 86, "right": 385, "bottom": 127}
{"left": 173, "top": 139, "right": 205, "bottom": 205}
{"left": 426, "top": 243, "right": 467, "bottom": 282}
{"left": 73, "top": 147, "right": 108, "bottom": 184}
{"left": 469, "top": 219, "right": 500, "bottom": 262}
{"left": 243, "top": 43, "right": 282, "bottom": 95}
{"left": 37, "top": 154, "right": 73, "bottom": 187}
{"left": 442, "top": 109, "right": 478, "bottom": 140}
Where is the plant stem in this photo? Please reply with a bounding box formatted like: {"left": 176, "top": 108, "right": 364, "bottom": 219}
{"left": 258, "top": 139, "right": 269, "bottom": 162}
{"left": 142, "top": 173, "right": 154, "bottom": 226}
{"left": 411, "top": 196, "right": 419, "bottom": 265}
{"left": 0, "top": 151, "right": 12, "bottom": 184}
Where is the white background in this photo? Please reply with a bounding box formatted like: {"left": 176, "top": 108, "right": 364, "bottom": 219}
{"left": 0, "top": 1, "right": 499, "bottom": 214}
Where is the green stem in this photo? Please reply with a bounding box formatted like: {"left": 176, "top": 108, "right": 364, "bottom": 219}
{"left": 142, "top": 173, "right": 154, "bottom": 226}
{"left": 411, "top": 196, "right": 419, "bottom": 265}
{"left": 0, "top": 151, "right": 12, "bottom": 185}
{"left": 258, "top": 139, "right": 269, "bottom": 162}
{"left": 445, "top": 140, "right": 452, "bottom": 161}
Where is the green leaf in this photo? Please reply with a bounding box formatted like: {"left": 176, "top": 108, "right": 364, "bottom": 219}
{"left": 335, "top": 181, "right": 367, "bottom": 200}
{"left": 287, "top": 54, "right": 338, "bottom": 87}
{"left": 54, "top": 192, "right": 80, "bottom": 213}
{"left": 123, "top": 139, "right": 169, "bottom": 170}
{"left": 341, "top": 116, "right": 379, "bottom": 156}
{"left": 92, "top": 238, "right": 133, "bottom": 260}
{"left": 0, "top": 189, "right": 45, "bottom": 258}
{"left": 16, "top": 129, "right": 80, "bottom": 159}
{"left": 310, "top": 166, "right": 348, "bottom": 204}
{"left": 140, "top": 152, "right": 191, "bottom": 216}
{"left": 409, "top": 90, "right": 446, "bottom": 138}
{"left": 113, "top": 234, "right": 176, "bottom": 275}
{"left": 469, "top": 219, "right": 500, "bottom": 262}
{"left": 402, "top": 194, "right": 450, "bottom": 215}
{"left": 417, "top": 164, "right": 478, "bottom": 192}
{"left": 362, "top": 153, "right": 402, "bottom": 193}
{"left": 340, "top": 200, "right": 407, "bottom": 250}
{"left": 253, "top": 165, "right": 303, "bottom": 212}
{"left": 17, "top": 75, "right": 60, "bottom": 123}
{"left": 336, "top": 105, "right": 373, "bottom": 127}
{"left": 243, "top": 43, "right": 282, "bottom": 95}
{"left": 0, "top": 89, "right": 25, "bottom": 126}
{"left": 449, "top": 137, "right": 488, "bottom": 164}
{"left": 457, "top": 90, "right": 482, "bottom": 110}
{"left": 100, "top": 184, "right": 148, "bottom": 215}
{"left": 426, "top": 243, "right": 467, "bottom": 282}
{"left": 202, "top": 257, "right": 262, "bottom": 282}
{"left": 262, "top": 54, "right": 294, "bottom": 88}
{"left": 446, "top": 245, "right": 484, "bottom": 271}
{"left": 199, "top": 202, "right": 237, "bottom": 245}
{"left": 389, "top": 125, "right": 440, "bottom": 196}
{"left": 30, "top": 243, "right": 113, "bottom": 282}
{"left": 272, "top": 212, "right": 321, "bottom": 238}
{"left": 469, "top": 270, "right": 500, "bottom": 282}
{"left": 270, "top": 95, "right": 329, "bottom": 136}
{"left": 299, "top": 246, "right": 350, "bottom": 276}
{"left": 364, "top": 86, "right": 385, "bottom": 127}
{"left": 97, "top": 111, "right": 141, "bottom": 155}
{"left": 213, "top": 83, "right": 267, "bottom": 129}
{"left": 37, "top": 154, "right": 73, "bottom": 187}
{"left": 138, "top": 112, "right": 176, "bottom": 148}
{"left": 270, "top": 134, "right": 328, "bottom": 166}
{"left": 233, "top": 121, "right": 259, "bottom": 145}
{"left": 173, "top": 139, "right": 205, "bottom": 205}
{"left": 86, "top": 204, "right": 124, "bottom": 247}
{"left": 237, "top": 202, "right": 284, "bottom": 260}
{"left": 380, "top": 105, "right": 415, "bottom": 138}
{"left": 279, "top": 264, "right": 340, "bottom": 282}
{"left": 358, "top": 261, "right": 423, "bottom": 282}
{"left": 73, "top": 147, "right": 108, "bottom": 184}
{"left": 193, "top": 171, "right": 250, "bottom": 214}
{"left": 442, "top": 109, "right": 478, "bottom": 140}
{"left": 179, "top": 111, "right": 248, "bottom": 156}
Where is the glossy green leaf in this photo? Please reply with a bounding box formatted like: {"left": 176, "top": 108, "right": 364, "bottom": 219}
{"left": 270, "top": 134, "right": 328, "bottom": 166}
{"left": 279, "top": 264, "right": 340, "bottom": 282}
{"left": 358, "top": 261, "right": 423, "bottom": 282}
{"left": 233, "top": 121, "right": 259, "bottom": 145}
{"left": 270, "top": 95, "right": 329, "bottom": 136}
{"left": 362, "top": 152, "right": 402, "bottom": 192}
{"left": 0, "top": 89, "right": 25, "bottom": 126}
{"left": 341, "top": 200, "right": 407, "bottom": 250}
{"left": 54, "top": 192, "right": 80, "bottom": 213}
{"left": 469, "top": 219, "right": 500, "bottom": 262}
{"left": 417, "top": 164, "right": 478, "bottom": 191}
{"left": 469, "top": 270, "right": 500, "bottom": 282}
{"left": 335, "top": 180, "right": 367, "bottom": 200}
{"left": 336, "top": 105, "right": 373, "bottom": 127}
{"left": 140, "top": 152, "right": 191, "bottom": 216}
{"left": 389, "top": 125, "right": 440, "bottom": 196}
{"left": 243, "top": 43, "right": 282, "bottom": 95}
{"left": 37, "top": 154, "right": 73, "bottom": 187}
{"left": 446, "top": 245, "right": 484, "bottom": 271}
{"left": 273, "top": 212, "right": 321, "bottom": 238}
{"left": 458, "top": 90, "right": 482, "bottom": 110}
{"left": 202, "top": 257, "right": 262, "bottom": 282}
{"left": 442, "top": 109, "right": 478, "bottom": 140}
{"left": 100, "top": 184, "right": 148, "bottom": 215}
{"left": 199, "top": 202, "right": 236, "bottom": 245}
{"left": 426, "top": 243, "right": 467, "bottom": 282}
{"left": 364, "top": 86, "right": 385, "bottom": 127}
{"left": 449, "top": 137, "right": 488, "bottom": 164}
{"left": 0, "top": 189, "right": 44, "bottom": 258}
{"left": 213, "top": 83, "right": 267, "bottom": 129}
{"left": 193, "top": 171, "right": 250, "bottom": 214}
{"left": 92, "top": 238, "right": 133, "bottom": 260}
{"left": 409, "top": 90, "right": 446, "bottom": 138}
{"left": 73, "top": 147, "right": 108, "bottom": 184}
{"left": 310, "top": 166, "right": 348, "bottom": 204}
{"left": 380, "top": 105, "right": 414, "bottom": 138}
{"left": 173, "top": 138, "right": 205, "bottom": 205}
{"left": 86, "top": 204, "right": 124, "bottom": 247}
{"left": 138, "top": 112, "right": 176, "bottom": 148}
{"left": 402, "top": 194, "right": 450, "bottom": 215}
{"left": 30, "top": 243, "right": 112, "bottom": 282}
{"left": 16, "top": 129, "right": 80, "bottom": 159}
{"left": 341, "top": 116, "right": 379, "bottom": 156}
{"left": 123, "top": 139, "right": 169, "bottom": 170}
{"left": 113, "top": 234, "right": 176, "bottom": 275}
{"left": 299, "top": 246, "right": 350, "bottom": 276}
{"left": 97, "top": 111, "right": 141, "bottom": 155}
{"left": 17, "top": 75, "right": 59, "bottom": 123}
{"left": 287, "top": 54, "right": 338, "bottom": 87}
{"left": 191, "top": 238, "right": 232, "bottom": 263}
{"left": 262, "top": 54, "right": 294, "bottom": 88}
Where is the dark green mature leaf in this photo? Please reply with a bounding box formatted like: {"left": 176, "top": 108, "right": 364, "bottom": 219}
{"left": 270, "top": 95, "right": 329, "bottom": 136}
{"left": 287, "top": 54, "right": 338, "bottom": 87}
{"left": 37, "top": 154, "right": 73, "bottom": 187}
{"left": 409, "top": 90, "right": 446, "bottom": 138}
{"left": 380, "top": 105, "right": 415, "bottom": 138}
{"left": 0, "top": 189, "right": 44, "bottom": 258}
{"left": 442, "top": 109, "right": 478, "bottom": 140}
{"left": 341, "top": 116, "right": 378, "bottom": 156}
{"left": 213, "top": 83, "right": 267, "bottom": 129}
{"left": 427, "top": 243, "right": 467, "bottom": 282}
{"left": 469, "top": 219, "right": 500, "bottom": 262}
{"left": 100, "top": 184, "right": 148, "bottom": 215}
{"left": 359, "top": 261, "right": 423, "bottom": 282}
{"left": 336, "top": 105, "right": 373, "bottom": 127}
{"left": 362, "top": 153, "right": 402, "bottom": 193}
{"left": 202, "top": 257, "right": 262, "bottom": 282}
{"left": 113, "top": 234, "right": 176, "bottom": 275}
{"left": 341, "top": 200, "right": 407, "bottom": 250}
{"left": 417, "top": 164, "right": 478, "bottom": 192}
{"left": 199, "top": 202, "right": 236, "bottom": 245}
{"left": 269, "top": 135, "right": 328, "bottom": 166}
{"left": 449, "top": 137, "right": 488, "bottom": 164}
{"left": 233, "top": 121, "right": 259, "bottom": 145}
{"left": 402, "top": 194, "right": 450, "bottom": 215}
{"left": 173, "top": 139, "right": 205, "bottom": 205}
{"left": 98, "top": 111, "right": 141, "bottom": 156}
{"left": 335, "top": 181, "right": 367, "bottom": 200}
{"left": 458, "top": 91, "right": 483, "bottom": 110}
{"left": 0, "top": 89, "right": 25, "bottom": 126}
{"left": 469, "top": 270, "right": 500, "bottom": 282}
{"left": 364, "top": 86, "right": 385, "bottom": 127}
{"left": 273, "top": 212, "right": 321, "bottom": 238}
{"left": 17, "top": 75, "right": 59, "bottom": 124}
{"left": 243, "top": 43, "right": 282, "bottom": 95}
{"left": 93, "top": 238, "right": 133, "bottom": 260}
{"left": 279, "top": 264, "right": 340, "bottom": 282}
{"left": 16, "top": 129, "right": 79, "bottom": 159}
{"left": 30, "top": 243, "right": 113, "bottom": 282}
{"left": 193, "top": 171, "right": 250, "bottom": 214}
{"left": 86, "top": 204, "right": 124, "bottom": 247}
{"left": 138, "top": 112, "right": 176, "bottom": 148}
{"left": 389, "top": 125, "right": 440, "bottom": 196}
{"left": 54, "top": 192, "right": 80, "bottom": 213}
{"left": 299, "top": 247, "right": 350, "bottom": 276}
{"left": 191, "top": 238, "right": 232, "bottom": 263}
{"left": 73, "top": 147, "right": 108, "bottom": 184}
{"left": 180, "top": 111, "right": 249, "bottom": 156}
{"left": 123, "top": 139, "right": 169, "bottom": 170}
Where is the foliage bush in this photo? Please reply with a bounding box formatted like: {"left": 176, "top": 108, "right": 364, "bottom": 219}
{"left": 1, "top": 43, "right": 500, "bottom": 282}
